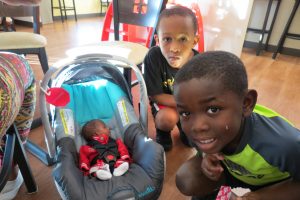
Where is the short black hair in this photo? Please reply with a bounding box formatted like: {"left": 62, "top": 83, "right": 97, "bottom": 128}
{"left": 175, "top": 51, "right": 248, "bottom": 97}
{"left": 156, "top": 5, "right": 198, "bottom": 34}
{"left": 81, "top": 119, "right": 105, "bottom": 141}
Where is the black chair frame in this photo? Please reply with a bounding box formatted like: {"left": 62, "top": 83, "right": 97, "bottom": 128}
{"left": 272, "top": 0, "right": 300, "bottom": 59}
{"left": 247, "top": 0, "right": 281, "bottom": 56}
{"left": 51, "top": 0, "right": 77, "bottom": 22}
{"left": 100, "top": 0, "right": 110, "bottom": 15}
{"left": 0, "top": 124, "right": 37, "bottom": 194}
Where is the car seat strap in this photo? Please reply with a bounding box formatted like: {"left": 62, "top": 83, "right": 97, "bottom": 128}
{"left": 88, "top": 138, "right": 120, "bottom": 171}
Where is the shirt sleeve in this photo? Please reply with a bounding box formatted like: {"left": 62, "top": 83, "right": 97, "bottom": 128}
{"left": 116, "top": 139, "right": 131, "bottom": 162}
{"left": 144, "top": 47, "right": 164, "bottom": 96}
{"left": 79, "top": 145, "right": 90, "bottom": 171}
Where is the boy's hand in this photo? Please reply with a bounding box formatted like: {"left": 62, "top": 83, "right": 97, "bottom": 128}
{"left": 201, "top": 153, "right": 224, "bottom": 181}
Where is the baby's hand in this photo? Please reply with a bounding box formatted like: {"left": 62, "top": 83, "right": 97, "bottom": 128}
{"left": 201, "top": 153, "right": 224, "bottom": 181}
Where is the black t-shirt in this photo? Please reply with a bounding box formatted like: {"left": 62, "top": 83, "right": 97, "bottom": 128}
{"left": 144, "top": 46, "right": 198, "bottom": 97}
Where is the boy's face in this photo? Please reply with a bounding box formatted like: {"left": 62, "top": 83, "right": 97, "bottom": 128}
{"left": 174, "top": 78, "right": 247, "bottom": 154}
{"left": 155, "top": 15, "right": 199, "bottom": 69}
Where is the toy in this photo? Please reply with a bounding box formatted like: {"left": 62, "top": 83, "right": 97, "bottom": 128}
{"left": 79, "top": 119, "right": 131, "bottom": 180}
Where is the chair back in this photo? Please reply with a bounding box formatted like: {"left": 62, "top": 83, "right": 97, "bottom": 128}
{"left": 101, "top": 0, "right": 164, "bottom": 48}
{"left": 0, "top": 3, "right": 40, "bottom": 33}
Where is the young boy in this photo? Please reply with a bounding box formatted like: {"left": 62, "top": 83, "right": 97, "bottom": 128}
{"left": 144, "top": 6, "right": 199, "bottom": 151}
{"left": 173, "top": 51, "right": 300, "bottom": 199}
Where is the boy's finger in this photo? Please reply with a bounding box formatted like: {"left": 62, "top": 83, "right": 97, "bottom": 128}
{"left": 215, "top": 153, "right": 225, "bottom": 160}
{"left": 203, "top": 166, "right": 223, "bottom": 177}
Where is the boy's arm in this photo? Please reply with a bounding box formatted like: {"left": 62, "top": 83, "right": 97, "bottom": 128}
{"left": 240, "top": 179, "right": 300, "bottom": 200}
{"left": 151, "top": 93, "right": 177, "bottom": 108}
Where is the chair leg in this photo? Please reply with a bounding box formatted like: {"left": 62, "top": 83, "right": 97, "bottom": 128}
{"left": 11, "top": 124, "right": 38, "bottom": 193}
{"left": 0, "top": 130, "right": 15, "bottom": 192}
{"left": 51, "top": 0, "right": 54, "bottom": 21}
{"left": 72, "top": 0, "right": 77, "bottom": 21}
{"left": 58, "top": 0, "right": 64, "bottom": 22}
{"left": 265, "top": 0, "right": 281, "bottom": 51}
{"left": 273, "top": 0, "right": 300, "bottom": 59}
{"left": 256, "top": 0, "right": 273, "bottom": 56}
{"left": 38, "top": 48, "right": 49, "bottom": 74}
{"left": 0, "top": 124, "right": 38, "bottom": 193}
{"left": 62, "top": 0, "right": 67, "bottom": 20}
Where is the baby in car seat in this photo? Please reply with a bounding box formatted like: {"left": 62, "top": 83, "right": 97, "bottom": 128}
{"left": 79, "top": 119, "right": 132, "bottom": 180}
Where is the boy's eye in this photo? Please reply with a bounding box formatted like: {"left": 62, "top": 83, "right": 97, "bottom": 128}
{"left": 179, "top": 111, "right": 190, "bottom": 118}
{"left": 179, "top": 37, "right": 188, "bottom": 42}
{"left": 207, "top": 106, "right": 220, "bottom": 114}
{"left": 162, "top": 37, "right": 172, "bottom": 42}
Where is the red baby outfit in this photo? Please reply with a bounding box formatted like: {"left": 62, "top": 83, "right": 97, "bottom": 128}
{"left": 79, "top": 134, "right": 131, "bottom": 175}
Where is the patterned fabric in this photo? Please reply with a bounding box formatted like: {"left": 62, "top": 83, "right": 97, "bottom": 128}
{"left": 0, "top": 52, "right": 36, "bottom": 144}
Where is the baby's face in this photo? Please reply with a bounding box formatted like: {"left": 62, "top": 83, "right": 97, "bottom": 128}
{"left": 94, "top": 121, "right": 110, "bottom": 136}
{"left": 156, "top": 15, "right": 198, "bottom": 69}
{"left": 174, "top": 78, "right": 245, "bottom": 154}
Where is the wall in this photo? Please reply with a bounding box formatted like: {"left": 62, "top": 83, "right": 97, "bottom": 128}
{"left": 52, "top": 0, "right": 102, "bottom": 16}
{"left": 40, "top": 0, "right": 53, "bottom": 24}
{"left": 245, "top": 0, "right": 300, "bottom": 50}
{"left": 196, "top": 0, "right": 254, "bottom": 57}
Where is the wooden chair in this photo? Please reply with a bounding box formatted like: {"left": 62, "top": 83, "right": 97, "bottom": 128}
{"left": 0, "top": 4, "right": 49, "bottom": 73}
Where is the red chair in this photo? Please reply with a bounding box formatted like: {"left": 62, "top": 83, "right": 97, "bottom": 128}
{"left": 100, "top": 0, "right": 164, "bottom": 48}
{"left": 191, "top": 2, "right": 205, "bottom": 52}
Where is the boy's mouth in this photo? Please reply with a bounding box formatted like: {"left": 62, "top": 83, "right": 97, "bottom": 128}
{"left": 199, "top": 138, "right": 215, "bottom": 144}
{"left": 168, "top": 56, "right": 180, "bottom": 61}
{"left": 168, "top": 56, "right": 181, "bottom": 67}
{"left": 194, "top": 137, "right": 217, "bottom": 152}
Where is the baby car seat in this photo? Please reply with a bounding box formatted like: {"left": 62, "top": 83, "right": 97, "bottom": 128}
{"left": 39, "top": 54, "right": 165, "bottom": 200}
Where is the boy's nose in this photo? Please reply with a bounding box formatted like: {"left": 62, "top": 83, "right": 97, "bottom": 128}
{"left": 191, "top": 114, "right": 209, "bottom": 133}
{"left": 170, "top": 41, "right": 180, "bottom": 52}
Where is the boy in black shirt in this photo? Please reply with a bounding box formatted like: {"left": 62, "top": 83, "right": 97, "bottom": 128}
{"left": 144, "top": 6, "right": 200, "bottom": 151}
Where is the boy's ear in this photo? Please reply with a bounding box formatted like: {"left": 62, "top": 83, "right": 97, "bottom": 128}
{"left": 193, "top": 34, "right": 199, "bottom": 46}
{"left": 242, "top": 89, "right": 257, "bottom": 117}
{"left": 154, "top": 34, "right": 159, "bottom": 45}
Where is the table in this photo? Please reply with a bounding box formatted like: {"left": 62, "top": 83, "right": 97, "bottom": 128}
{"left": 65, "top": 41, "right": 149, "bottom": 85}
